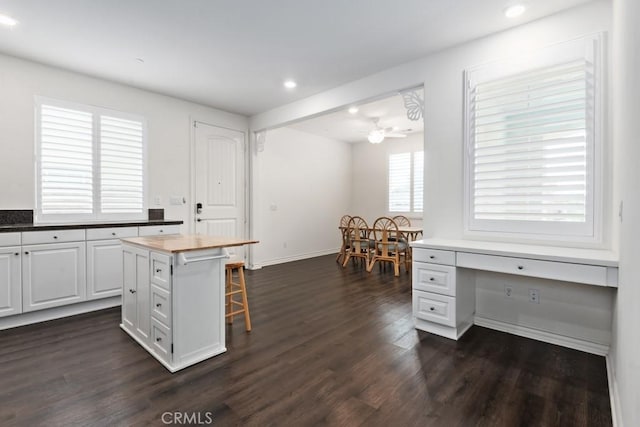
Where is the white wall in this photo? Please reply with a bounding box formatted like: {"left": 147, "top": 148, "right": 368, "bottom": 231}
{"left": 249, "top": 0, "right": 616, "bottom": 365}
{"left": 251, "top": 127, "right": 351, "bottom": 267}
{"left": 0, "top": 53, "right": 248, "bottom": 227}
{"left": 610, "top": 0, "right": 640, "bottom": 425}
{"left": 350, "top": 133, "right": 424, "bottom": 227}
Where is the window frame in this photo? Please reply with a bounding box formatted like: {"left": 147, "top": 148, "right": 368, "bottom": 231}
{"left": 462, "top": 34, "right": 604, "bottom": 244}
{"left": 387, "top": 149, "right": 424, "bottom": 216}
{"left": 35, "top": 96, "right": 148, "bottom": 223}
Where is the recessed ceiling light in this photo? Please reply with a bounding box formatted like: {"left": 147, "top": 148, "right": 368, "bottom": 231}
{"left": 348, "top": 107, "right": 359, "bottom": 114}
{"left": 0, "top": 13, "right": 18, "bottom": 27}
{"left": 504, "top": 4, "right": 526, "bottom": 18}
{"left": 283, "top": 80, "right": 297, "bottom": 89}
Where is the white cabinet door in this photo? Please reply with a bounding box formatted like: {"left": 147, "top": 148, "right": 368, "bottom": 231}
{"left": 87, "top": 239, "right": 123, "bottom": 300}
{"left": 22, "top": 242, "right": 86, "bottom": 312}
{"left": 122, "top": 245, "right": 150, "bottom": 343}
{"left": 0, "top": 246, "right": 21, "bottom": 317}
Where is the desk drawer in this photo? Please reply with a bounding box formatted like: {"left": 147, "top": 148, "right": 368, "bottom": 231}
{"left": 413, "top": 290, "right": 456, "bottom": 327}
{"left": 22, "top": 229, "right": 85, "bottom": 245}
{"left": 86, "top": 227, "right": 138, "bottom": 240}
{"left": 412, "top": 248, "right": 455, "bottom": 266}
{"left": 413, "top": 263, "right": 456, "bottom": 296}
{"left": 456, "top": 252, "right": 608, "bottom": 286}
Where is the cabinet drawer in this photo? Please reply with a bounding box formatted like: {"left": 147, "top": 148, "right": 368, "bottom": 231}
{"left": 151, "top": 252, "right": 171, "bottom": 290}
{"left": 86, "top": 227, "right": 138, "bottom": 240}
{"left": 138, "top": 225, "right": 181, "bottom": 237}
{"left": 413, "top": 290, "right": 456, "bottom": 327}
{"left": 151, "top": 318, "right": 172, "bottom": 363}
{"left": 412, "top": 248, "right": 455, "bottom": 266}
{"left": 22, "top": 229, "right": 85, "bottom": 245}
{"left": 0, "top": 233, "right": 21, "bottom": 246}
{"left": 413, "top": 263, "right": 456, "bottom": 296}
{"left": 151, "top": 284, "right": 171, "bottom": 327}
{"left": 456, "top": 252, "right": 608, "bottom": 286}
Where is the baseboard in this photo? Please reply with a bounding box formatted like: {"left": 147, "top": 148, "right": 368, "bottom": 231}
{"left": 0, "top": 297, "right": 121, "bottom": 331}
{"left": 605, "top": 354, "right": 623, "bottom": 427}
{"left": 474, "top": 316, "right": 610, "bottom": 356}
{"left": 253, "top": 248, "right": 339, "bottom": 268}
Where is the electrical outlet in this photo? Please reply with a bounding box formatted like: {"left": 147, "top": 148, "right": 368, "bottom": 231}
{"left": 529, "top": 288, "right": 540, "bottom": 304}
{"left": 504, "top": 285, "right": 514, "bottom": 298}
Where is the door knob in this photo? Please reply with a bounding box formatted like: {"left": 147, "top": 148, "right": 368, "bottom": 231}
{"left": 196, "top": 202, "right": 203, "bottom": 214}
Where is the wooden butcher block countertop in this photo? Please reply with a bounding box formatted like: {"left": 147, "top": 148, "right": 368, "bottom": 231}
{"left": 121, "top": 234, "right": 258, "bottom": 253}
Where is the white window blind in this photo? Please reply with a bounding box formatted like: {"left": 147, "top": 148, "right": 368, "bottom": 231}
{"left": 36, "top": 97, "right": 146, "bottom": 222}
{"left": 465, "top": 35, "right": 600, "bottom": 240}
{"left": 40, "top": 105, "right": 94, "bottom": 215}
{"left": 100, "top": 116, "right": 144, "bottom": 213}
{"left": 389, "top": 151, "right": 423, "bottom": 214}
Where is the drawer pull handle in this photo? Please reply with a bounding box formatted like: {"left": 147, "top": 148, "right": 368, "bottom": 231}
{"left": 429, "top": 277, "right": 435, "bottom": 281}
{"left": 159, "top": 229, "right": 164, "bottom": 233}
{"left": 14, "top": 252, "right": 19, "bottom": 256}
{"left": 517, "top": 266, "right": 524, "bottom": 270}
{"left": 156, "top": 303, "right": 162, "bottom": 308}
{"left": 429, "top": 307, "right": 435, "bottom": 311}
{"left": 156, "top": 268, "right": 162, "bottom": 273}
{"left": 156, "top": 337, "right": 162, "bottom": 342}
{"left": 429, "top": 255, "right": 435, "bottom": 259}
{"left": 129, "top": 289, "right": 136, "bottom": 294}
{"left": 112, "top": 232, "right": 116, "bottom": 236}
{"left": 53, "top": 236, "right": 58, "bottom": 239}
{"left": 24, "top": 251, "right": 29, "bottom": 255}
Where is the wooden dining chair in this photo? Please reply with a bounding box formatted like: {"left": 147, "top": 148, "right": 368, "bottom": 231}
{"left": 392, "top": 215, "right": 411, "bottom": 227}
{"left": 336, "top": 215, "right": 352, "bottom": 264}
{"left": 367, "top": 216, "right": 409, "bottom": 277}
{"left": 342, "top": 216, "right": 371, "bottom": 268}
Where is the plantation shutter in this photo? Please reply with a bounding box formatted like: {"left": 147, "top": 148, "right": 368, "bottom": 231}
{"left": 413, "top": 151, "right": 424, "bottom": 213}
{"left": 388, "top": 152, "right": 411, "bottom": 212}
{"left": 469, "top": 59, "right": 592, "bottom": 223}
{"left": 100, "top": 116, "right": 144, "bottom": 213}
{"left": 39, "top": 104, "right": 94, "bottom": 214}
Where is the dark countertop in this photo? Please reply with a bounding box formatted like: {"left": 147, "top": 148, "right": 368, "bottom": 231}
{"left": 0, "top": 219, "right": 183, "bottom": 233}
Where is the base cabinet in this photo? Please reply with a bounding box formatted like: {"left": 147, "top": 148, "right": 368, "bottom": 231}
{"left": 87, "top": 240, "right": 125, "bottom": 300}
{"left": 122, "top": 245, "right": 150, "bottom": 343}
{"left": 22, "top": 242, "right": 86, "bottom": 312}
{"left": 121, "top": 243, "right": 226, "bottom": 372}
{"left": 412, "top": 248, "right": 475, "bottom": 340}
{"left": 0, "top": 246, "right": 22, "bottom": 318}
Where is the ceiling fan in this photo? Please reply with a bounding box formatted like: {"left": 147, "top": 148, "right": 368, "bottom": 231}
{"left": 366, "top": 118, "right": 408, "bottom": 144}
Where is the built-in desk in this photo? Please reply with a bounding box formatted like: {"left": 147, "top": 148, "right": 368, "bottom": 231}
{"left": 410, "top": 238, "right": 618, "bottom": 354}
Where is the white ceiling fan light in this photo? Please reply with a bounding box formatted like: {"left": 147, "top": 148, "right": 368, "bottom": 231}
{"left": 366, "top": 117, "right": 408, "bottom": 144}
{"left": 0, "top": 13, "right": 18, "bottom": 27}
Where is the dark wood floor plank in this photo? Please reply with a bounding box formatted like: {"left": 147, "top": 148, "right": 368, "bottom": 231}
{"left": 0, "top": 254, "right": 611, "bottom": 426}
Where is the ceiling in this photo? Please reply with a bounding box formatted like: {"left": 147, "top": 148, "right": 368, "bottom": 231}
{"left": 0, "top": 0, "right": 596, "bottom": 116}
{"left": 289, "top": 90, "right": 424, "bottom": 143}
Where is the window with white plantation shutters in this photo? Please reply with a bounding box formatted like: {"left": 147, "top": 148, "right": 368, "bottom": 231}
{"left": 36, "top": 97, "right": 146, "bottom": 222}
{"left": 100, "top": 116, "right": 144, "bottom": 213}
{"left": 39, "top": 105, "right": 94, "bottom": 215}
{"left": 464, "top": 35, "right": 601, "bottom": 240}
{"left": 388, "top": 151, "right": 423, "bottom": 214}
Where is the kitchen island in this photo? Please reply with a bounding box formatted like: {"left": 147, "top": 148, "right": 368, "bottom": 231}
{"left": 120, "top": 234, "right": 258, "bottom": 372}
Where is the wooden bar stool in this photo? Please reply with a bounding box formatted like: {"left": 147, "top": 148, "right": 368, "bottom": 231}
{"left": 225, "top": 261, "right": 252, "bottom": 332}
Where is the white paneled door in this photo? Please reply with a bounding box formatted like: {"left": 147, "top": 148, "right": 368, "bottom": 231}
{"left": 194, "top": 122, "right": 245, "bottom": 261}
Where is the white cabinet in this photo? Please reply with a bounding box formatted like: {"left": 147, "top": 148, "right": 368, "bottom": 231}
{"left": 86, "top": 226, "right": 138, "bottom": 300}
{"left": 122, "top": 245, "right": 150, "bottom": 344}
{"left": 121, "top": 242, "right": 228, "bottom": 372}
{"left": 0, "top": 246, "right": 21, "bottom": 318}
{"left": 22, "top": 241, "right": 86, "bottom": 312}
{"left": 412, "top": 248, "right": 475, "bottom": 340}
{"left": 138, "top": 225, "right": 181, "bottom": 236}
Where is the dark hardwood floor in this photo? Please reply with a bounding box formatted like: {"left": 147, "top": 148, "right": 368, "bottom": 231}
{"left": 0, "top": 255, "right": 611, "bottom": 426}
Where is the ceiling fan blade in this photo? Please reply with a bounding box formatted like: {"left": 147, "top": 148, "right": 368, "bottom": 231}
{"left": 385, "top": 133, "right": 407, "bottom": 138}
